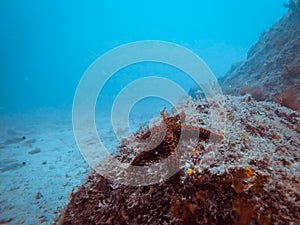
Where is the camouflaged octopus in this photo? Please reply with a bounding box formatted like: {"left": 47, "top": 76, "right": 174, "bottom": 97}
{"left": 130, "top": 109, "right": 222, "bottom": 166}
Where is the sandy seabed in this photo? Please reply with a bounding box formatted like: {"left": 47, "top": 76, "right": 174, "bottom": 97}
{"left": 0, "top": 103, "right": 161, "bottom": 225}
{"left": 0, "top": 107, "right": 89, "bottom": 224}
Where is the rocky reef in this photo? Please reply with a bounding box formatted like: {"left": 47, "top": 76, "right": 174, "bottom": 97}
{"left": 56, "top": 96, "right": 300, "bottom": 225}
{"left": 220, "top": 2, "right": 300, "bottom": 109}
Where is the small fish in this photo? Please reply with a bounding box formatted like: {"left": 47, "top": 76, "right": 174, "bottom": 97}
{"left": 0, "top": 160, "right": 26, "bottom": 173}
{"left": 3, "top": 136, "right": 26, "bottom": 145}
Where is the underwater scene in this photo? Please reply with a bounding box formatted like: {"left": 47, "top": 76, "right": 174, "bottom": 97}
{"left": 1, "top": 1, "right": 300, "bottom": 224}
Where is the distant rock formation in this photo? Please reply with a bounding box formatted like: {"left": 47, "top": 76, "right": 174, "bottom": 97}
{"left": 283, "top": 0, "right": 300, "bottom": 13}
{"left": 220, "top": 5, "right": 300, "bottom": 110}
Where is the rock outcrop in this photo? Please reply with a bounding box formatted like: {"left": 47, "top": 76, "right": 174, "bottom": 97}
{"left": 220, "top": 3, "right": 300, "bottom": 110}
{"left": 56, "top": 96, "right": 300, "bottom": 225}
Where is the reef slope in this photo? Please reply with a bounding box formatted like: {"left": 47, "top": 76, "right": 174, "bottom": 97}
{"left": 220, "top": 4, "right": 300, "bottom": 109}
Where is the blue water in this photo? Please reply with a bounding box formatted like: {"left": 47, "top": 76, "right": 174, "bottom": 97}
{"left": 0, "top": 0, "right": 286, "bottom": 113}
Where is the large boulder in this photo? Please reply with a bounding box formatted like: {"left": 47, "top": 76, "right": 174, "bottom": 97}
{"left": 56, "top": 96, "right": 300, "bottom": 225}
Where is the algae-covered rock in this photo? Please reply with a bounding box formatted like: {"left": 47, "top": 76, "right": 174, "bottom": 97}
{"left": 57, "top": 95, "right": 300, "bottom": 225}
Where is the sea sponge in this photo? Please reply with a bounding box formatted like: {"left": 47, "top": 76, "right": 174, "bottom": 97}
{"left": 273, "top": 87, "right": 300, "bottom": 110}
